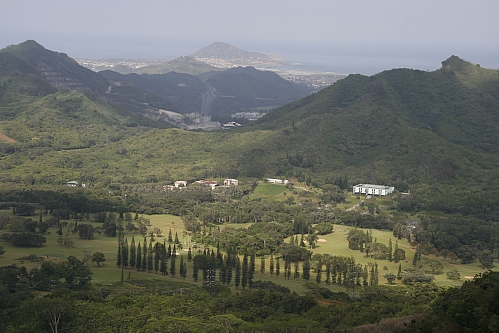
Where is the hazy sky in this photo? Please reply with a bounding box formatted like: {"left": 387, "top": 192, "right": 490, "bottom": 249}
{"left": 1, "top": 0, "right": 498, "bottom": 72}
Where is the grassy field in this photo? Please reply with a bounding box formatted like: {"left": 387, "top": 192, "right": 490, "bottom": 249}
{"left": 301, "top": 224, "right": 493, "bottom": 288}
{"left": 249, "top": 182, "right": 288, "bottom": 201}
{"left": 0, "top": 209, "right": 496, "bottom": 293}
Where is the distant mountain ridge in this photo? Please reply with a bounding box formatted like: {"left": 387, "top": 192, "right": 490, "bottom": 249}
{"left": 0, "top": 40, "right": 109, "bottom": 94}
{"left": 1, "top": 40, "right": 310, "bottom": 122}
{"left": 100, "top": 66, "right": 310, "bottom": 115}
{"left": 191, "top": 42, "right": 287, "bottom": 65}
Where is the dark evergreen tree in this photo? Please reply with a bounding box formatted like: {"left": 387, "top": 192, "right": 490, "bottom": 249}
{"left": 242, "top": 252, "right": 248, "bottom": 289}
{"left": 294, "top": 261, "right": 300, "bottom": 280}
{"left": 154, "top": 242, "right": 160, "bottom": 273}
{"left": 413, "top": 245, "right": 421, "bottom": 266}
{"left": 325, "top": 260, "right": 331, "bottom": 284}
{"left": 180, "top": 256, "right": 185, "bottom": 278}
{"left": 235, "top": 256, "right": 241, "bottom": 289}
{"left": 388, "top": 238, "right": 393, "bottom": 262}
{"left": 172, "top": 244, "right": 177, "bottom": 258}
{"left": 122, "top": 238, "right": 129, "bottom": 268}
{"left": 141, "top": 238, "right": 147, "bottom": 272}
{"left": 147, "top": 240, "right": 153, "bottom": 273}
{"left": 170, "top": 253, "right": 176, "bottom": 277}
{"left": 394, "top": 239, "right": 400, "bottom": 263}
{"left": 167, "top": 244, "right": 172, "bottom": 258}
{"left": 269, "top": 254, "right": 275, "bottom": 276}
{"left": 187, "top": 247, "right": 192, "bottom": 261}
{"left": 160, "top": 243, "right": 167, "bottom": 276}
{"left": 316, "top": 260, "right": 322, "bottom": 284}
{"left": 174, "top": 232, "right": 179, "bottom": 244}
{"left": 168, "top": 228, "right": 173, "bottom": 243}
{"left": 260, "top": 255, "right": 265, "bottom": 275}
{"left": 249, "top": 252, "right": 255, "bottom": 289}
{"left": 130, "top": 236, "right": 136, "bottom": 269}
{"left": 302, "top": 257, "right": 311, "bottom": 281}
{"left": 332, "top": 259, "right": 337, "bottom": 284}
{"left": 226, "top": 255, "right": 232, "bottom": 286}
{"left": 363, "top": 265, "right": 369, "bottom": 286}
{"left": 192, "top": 259, "right": 199, "bottom": 282}
{"left": 285, "top": 258, "right": 291, "bottom": 279}
{"left": 300, "top": 234, "right": 305, "bottom": 247}
{"left": 117, "top": 233, "right": 122, "bottom": 267}
{"left": 136, "top": 243, "right": 142, "bottom": 271}
{"left": 275, "top": 258, "right": 280, "bottom": 278}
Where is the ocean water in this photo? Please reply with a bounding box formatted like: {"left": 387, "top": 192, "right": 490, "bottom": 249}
{"left": 278, "top": 52, "right": 451, "bottom": 76}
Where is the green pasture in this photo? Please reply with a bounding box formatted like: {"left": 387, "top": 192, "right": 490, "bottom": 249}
{"left": 249, "top": 182, "right": 288, "bottom": 201}
{"left": 0, "top": 211, "right": 496, "bottom": 292}
{"left": 298, "top": 224, "right": 493, "bottom": 288}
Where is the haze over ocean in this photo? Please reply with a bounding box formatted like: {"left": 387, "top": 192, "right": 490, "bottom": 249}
{"left": 2, "top": 0, "right": 498, "bottom": 75}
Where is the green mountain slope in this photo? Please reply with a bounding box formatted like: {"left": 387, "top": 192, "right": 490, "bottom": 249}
{"left": 101, "top": 67, "right": 310, "bottom": 115}
{"left": 0, "top": 51, "right": 169, "bottom": 184}
{"left": 0, "top": 53, "right": 57, "bottom": 105}
{"left": 1, "top": 55, "right": 499, "bottom": 218}
{"left": 249, "top": 56, "right": 499, "bottom": 162}
{"left": 0, "top": 40, "right": 109, "bottom": 94}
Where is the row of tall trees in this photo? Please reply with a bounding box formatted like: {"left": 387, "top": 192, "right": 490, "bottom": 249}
{"left": 116, "top": 233, "right": 189, "bottom": 278}
{"left": 347, "top": 229, "right": 406, "bottom": 262}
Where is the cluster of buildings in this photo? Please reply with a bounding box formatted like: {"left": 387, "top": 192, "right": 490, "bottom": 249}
{"left": 163, "top": 179, "right": 239, "bottom": 191}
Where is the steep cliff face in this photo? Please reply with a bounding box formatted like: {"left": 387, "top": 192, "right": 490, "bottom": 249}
{"left": 34, "top": 58, "right": 88, "bottom": 90}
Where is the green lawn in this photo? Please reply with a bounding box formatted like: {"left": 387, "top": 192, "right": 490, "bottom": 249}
{"left": 1, "top": 211, "right": 495, "bottom": 291}
{"left": 249, "top": 182, "right": 288, "bottom": 201}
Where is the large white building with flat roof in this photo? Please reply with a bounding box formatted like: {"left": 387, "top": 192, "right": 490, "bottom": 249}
{"left": 353, "top": 184, "right": 395, "bottom": 196}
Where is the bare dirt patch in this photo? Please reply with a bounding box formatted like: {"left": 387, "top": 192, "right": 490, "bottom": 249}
{"left": 464, "top": 276, "right": 474, "bottom": 279}
{"left": 0, "top": 134, "right": 15, "bottom": 143}
{"left": 317, "top": 239, "right": 327, "bottom": 243}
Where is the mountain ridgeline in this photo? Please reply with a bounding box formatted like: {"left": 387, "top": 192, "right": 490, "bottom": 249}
{"left": 1, "top": 40, "right": 499, "bottom": 219}
{"left": 190, "top": 41, "right": 287, "bottom": 65}
{"left": 0, "top": 40, "right": 310, "bottom": 121}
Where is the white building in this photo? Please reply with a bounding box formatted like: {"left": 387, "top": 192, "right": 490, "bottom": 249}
{"left": 353, "top": 184, "right": 395, "bottom": 196}
{"left": 266, "top": 178, "right": 289, "bottom": 184}
{"left": 223, "top": 179, "right": 239, "bottom": 186}
{"left": 174, "top": 181, "right": 187, "bottom": 188}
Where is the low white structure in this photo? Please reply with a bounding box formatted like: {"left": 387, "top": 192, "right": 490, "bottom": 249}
{"left": 353, "top": 184, "right": 395, "bottom": 196}
{"left": 224, "top": 179, "right": 239, "bottom": 186}
{"left": 194, "top": 180, "right": 218, "bottom": 190}
{"left": 174, "top": 181, "right": 187, "bottom": 188}
{"left": 266, "top": 178, "right": 289, "bottom": 184}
